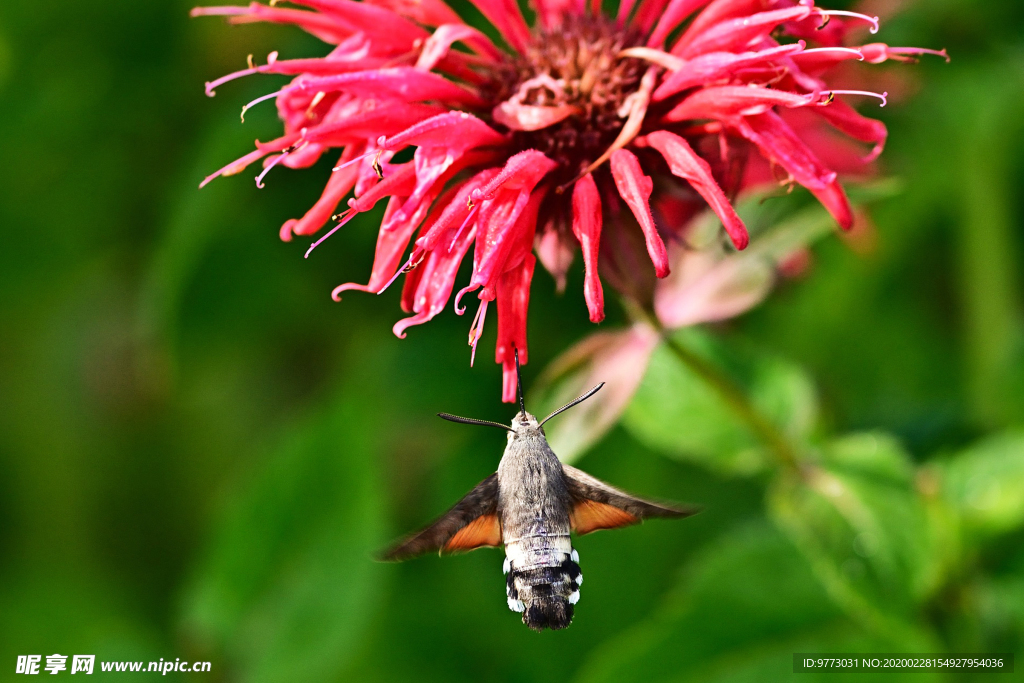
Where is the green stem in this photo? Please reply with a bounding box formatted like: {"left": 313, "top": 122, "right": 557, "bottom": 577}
{"left": 628, "top": 302, "right": 800, "bottom": 469}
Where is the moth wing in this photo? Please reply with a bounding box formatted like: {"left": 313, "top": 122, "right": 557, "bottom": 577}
{"left": 379, "top": 473, "right": 501, "bottom": 561}
{"left": 562, "top": 464, "right": 698, "bottom": 535}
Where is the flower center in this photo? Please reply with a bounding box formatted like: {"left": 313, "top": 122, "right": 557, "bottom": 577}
{"left": 488, "top": 18, "right": 644, "bottom": 184}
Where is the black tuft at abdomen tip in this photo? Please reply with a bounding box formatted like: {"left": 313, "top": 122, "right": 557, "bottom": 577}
{"left": 524, "top": 598, "right": 574, "bottom": 632}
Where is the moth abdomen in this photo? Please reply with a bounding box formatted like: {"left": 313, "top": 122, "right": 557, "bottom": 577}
{"left": 505, "top": 550, "right": 582, "bottom": 631}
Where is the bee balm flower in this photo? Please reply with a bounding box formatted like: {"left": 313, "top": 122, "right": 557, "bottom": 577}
{"left": 194, "top": 0, "right": 945, "bottom": 401}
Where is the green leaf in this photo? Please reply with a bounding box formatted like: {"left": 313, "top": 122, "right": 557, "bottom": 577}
{"left": 574, "top": 523, "right": 933, "bottom": 683}
{"left": 622, "top": 329, "right": 817, "bottom": 476}
{"left": 768, "top": 435, "right": 944, "bottom": 626}
{"left": 179, "top": 396, "right": 385, "bottom": 683}
{"left": 939, "top": 430, "right": 1024, "bottom": 536}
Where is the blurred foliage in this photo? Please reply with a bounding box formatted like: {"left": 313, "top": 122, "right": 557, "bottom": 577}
{"left": 1, "top": 0, "right": 1023, "bottom": 682}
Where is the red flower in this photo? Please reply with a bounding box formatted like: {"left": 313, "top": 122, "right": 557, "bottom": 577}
{"left": 194, "top": 0, "right": 945, "bottom": 401}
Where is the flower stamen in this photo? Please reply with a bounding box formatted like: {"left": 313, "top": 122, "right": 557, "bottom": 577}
{"left": 827, "top": 89, "right": 888, "bottom": 107}
{"left": 304, "top": 207, "right": 355, "bottom": 258}
{"left": 468, "top": 299, "right": 489, "bottom": 366}
{"left": 801, "top": 47, "right": 865, "bottom": 61}
{"left": 817, "top": 9, "right": 880, "bottom": 34}
{"left": 240, "top": 89, "right": 284, "bottom": 122}
{"left": 448, "top": 190, "right": 483, "bottom": 252}
{"left": 255, "top": 141, "right": 306, "bottom": 188}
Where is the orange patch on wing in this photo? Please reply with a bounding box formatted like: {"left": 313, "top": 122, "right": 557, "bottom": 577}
{"left": 443, "top": 514, "right": 502, "bottom": 553}
{"left": 571, "top": 500, "right": 639, "bottom": 535}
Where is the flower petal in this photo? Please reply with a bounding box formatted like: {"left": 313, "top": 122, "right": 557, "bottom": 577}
{"left": 661, "top": 84, "right": 818, "bottom": 123}
{"left": 280, "top": 147, "right": 362, "bottom": 241}
{"left": 293, "top": 67, "right": 486, "bottom": 107}
{"left": 571, "top": 174, "right": 605, "bottom": 323}
{"left": 416, "top": 23, "right": 504, "bottom": 69}
{"left": 673, "top": 5, "right": 812, "bottom": 57}
{"left": 466, "top": 0, "right": 531, "bottom": 53}
{"left": 647, "top": 0, "right": 711, "bottom": 47}
{"left": 643, "top": 131, "right": 749, "bottom": 249}
{"left": 496, "top": 254, "right": 536, "bottom": 402}
{"left": 732, "top": 111, "right": 853, "bottom": 229}
{"left": 815, "top": 97, "right": 888, "bottom": 162}
{"left": 392, "top": 217, "right": 478, "bottom": 338}
{"left": 383, "top": 111, "right": 506, "bottom": 154}
{"left": 652, "top": 43, "right": 805, "bottom": 102}
{"left": 610, "top": 149, "right": 669, "bottom": 278}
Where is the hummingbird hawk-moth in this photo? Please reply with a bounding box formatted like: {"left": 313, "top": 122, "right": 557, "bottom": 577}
{"left": 382, "top": 351, "right": 697, "bottom": 631}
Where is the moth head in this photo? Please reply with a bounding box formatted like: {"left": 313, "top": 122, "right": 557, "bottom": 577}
{"left": 437, "top": 347, "right": 605, "bottom": 437}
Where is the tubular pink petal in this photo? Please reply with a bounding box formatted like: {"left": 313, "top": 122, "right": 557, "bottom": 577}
{"left": 199, "top": 133, "right": 299, "bottom": 188}
{"left": 496, "top": 254, "right": 536, "bottom": 403}
{"left": 610, "top": 149, "right": 669, "bottom": 278}
{"left": 733, "top": 111, "right": 851, "bottom": 228}
{"left": 631, "top": 0, "right": 671, "bottom": 34}
{"left": 809, "top": 180, "right": 854, "bottom": 231}
{"left": 212, "top": 3, "right": 359, "bottom": 45}
{"left": 571, "top": 174, "right": 605, "bottom": 323}
{"left": 532, "top": 0, "right": 577, "bottom": 28}
{"left": 307, "top": 104, "right": 446, "bottom": 147}
{"left": 647, "top": 0, "right": 711, "bottom": 47}
{"left": 415, "top": 169, "right": 500, "bottom": 254}
{"left": 284, "top": 0, "right": 430, "bottom": 47}
{"left": 662, "top": 85, "right": 817, "bottom": 122}
{"left": 293, "top": 68, "right": 486, "bottom": 107}
{"left": 652, "top": 43, "right": 804, "bottom": 101}
{"left": 616, "top": 0, "right": 638, "bottom": 25}
{"left": 393, "top": 223, "right": 477, "bottom": 338}
{"left": 365, "top": 0, "right": 462, "bottom": 27}
{"left": 467, "top": 0, "right": 531, "bottom": 52}
{"left": 383, "top": 111, "right": 506, "bottom": 153}
{"left": 535, "top": 223, "right": 575, "bottom": 293}
{"left": 671, "top": 0, "right": 769, "bottom": 53}
{"left": 281, "top": 148, "right": 361, "bottom": 241}
{"left": 480, "top": 150, "right": 558, "bottom": 197}
{"left": 417, "top": 24, "right": 503, "bottom": 69}
{"left": 815, "top": 98, "right": 887, "bottom": 162}
{"left": 645, "top": 131, "right": 748, "bottom": 250}
{"left": 674, "top": 5, "right": 812, "bottom": 58}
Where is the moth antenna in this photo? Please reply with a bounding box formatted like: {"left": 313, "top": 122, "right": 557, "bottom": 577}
{"left": 538, "top": 383, "right": 606, "bottom": 427}
{"left": 437, "top": 413, "right": 513, "bottom": 431}
{"left": 514, "top": 347, "right": 526, "bottom": 415}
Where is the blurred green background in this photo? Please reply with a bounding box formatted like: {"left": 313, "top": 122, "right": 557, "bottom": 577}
{"left": 1, "top": 0, "right": 1023, "bottom": 680}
